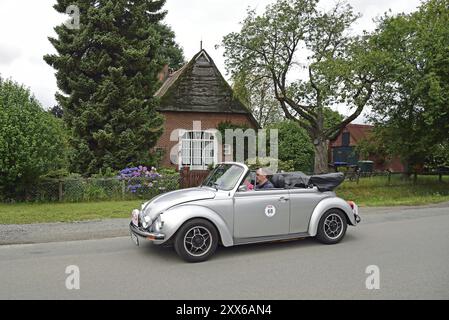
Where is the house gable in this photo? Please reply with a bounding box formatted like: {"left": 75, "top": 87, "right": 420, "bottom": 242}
{"left": 155, "top": 49, "right": 259, "bottom": 128}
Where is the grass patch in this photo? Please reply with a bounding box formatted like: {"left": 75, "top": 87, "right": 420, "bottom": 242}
{"left": 0, "top": 200, "right": 143, "bottom": 224}
{"left": 336, "top": 175, "right": 449, "bottom": 206}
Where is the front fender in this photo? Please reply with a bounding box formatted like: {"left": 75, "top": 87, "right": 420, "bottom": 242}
{"left": 308, "top": 197, "right": 356, "bottom": 237}
{"left": 160, "top": 204, "right": 234, "bottom": 247}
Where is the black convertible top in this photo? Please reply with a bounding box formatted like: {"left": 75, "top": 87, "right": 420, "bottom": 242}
{"left": 271, "top": 172, "right": 344, "bottom": 191}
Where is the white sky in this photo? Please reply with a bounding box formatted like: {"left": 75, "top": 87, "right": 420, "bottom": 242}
{"left": 0, "top": 0, "right": 422, "bottom": 123}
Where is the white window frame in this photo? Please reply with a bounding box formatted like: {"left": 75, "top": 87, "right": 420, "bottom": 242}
{"left": 179, "top": 130, "right": 218, "bottom": 170}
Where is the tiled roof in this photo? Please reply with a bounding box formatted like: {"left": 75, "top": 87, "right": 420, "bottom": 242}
{"left": 153, "top": 49, "right": 259, "bottom": 128}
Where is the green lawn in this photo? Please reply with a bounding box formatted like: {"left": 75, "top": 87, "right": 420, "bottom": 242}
{"left": 0, "top": 200, "right": 142, "bottom": 224}
{"left": 336, "top": 176, "right": 449, "bottom": 206}
{"left": 1, "top": 176, "right": 448, "bottom": 224}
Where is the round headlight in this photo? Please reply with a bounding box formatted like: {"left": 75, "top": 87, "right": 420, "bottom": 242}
{"left": 131, "top": 209, "right": 139, "bottom": 219}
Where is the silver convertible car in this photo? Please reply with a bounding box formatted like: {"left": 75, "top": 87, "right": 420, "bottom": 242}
{"left": 130, "top": 162, "right": 360, "bottom": 262}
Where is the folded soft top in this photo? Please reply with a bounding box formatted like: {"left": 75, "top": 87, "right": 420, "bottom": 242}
{"left": 271, "top": 172, "right": 344, "bottom": 191}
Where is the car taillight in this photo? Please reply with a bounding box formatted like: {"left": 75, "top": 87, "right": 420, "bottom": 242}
{"left": 347, "top": 201, "right": 355, "bottom": 209}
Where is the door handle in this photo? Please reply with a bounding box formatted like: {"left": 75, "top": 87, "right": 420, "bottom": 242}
{"left": 279, "top": 196, "right": 289, "bottom": 202}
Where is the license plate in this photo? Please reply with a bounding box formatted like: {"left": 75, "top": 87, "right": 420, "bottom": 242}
{"left": 131, "top": 232, "right": 139, "bottom": 246}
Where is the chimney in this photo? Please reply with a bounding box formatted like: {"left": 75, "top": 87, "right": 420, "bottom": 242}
{"left": 157, "top": 64, "right": 170, "bottom": 82}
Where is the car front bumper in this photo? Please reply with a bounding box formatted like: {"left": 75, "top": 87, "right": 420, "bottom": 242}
{"left": 129, "top": 222, "right": 165, "bottom": 245}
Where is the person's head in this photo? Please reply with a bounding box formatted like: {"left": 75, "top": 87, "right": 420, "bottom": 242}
{"left": 256, "top": 168, "right": 269, "bottom": 184}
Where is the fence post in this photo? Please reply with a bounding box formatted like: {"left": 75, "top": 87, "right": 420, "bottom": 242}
{"left": 439, "top": 173, "right": 442, "bottom": 183}
{"left": 58, "top": 180, "right": 63, "bottom": 202}
{"left": 413, "top": 172, "right": 417, "bottom": 185}
{"left": 121, "top": 180, "right": 126, "bottom": 200}
{"left": 388, "top": 171, "right": 391, "bottom": 185}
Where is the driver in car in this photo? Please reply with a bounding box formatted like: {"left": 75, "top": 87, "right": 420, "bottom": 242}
{"left": 255, "top": 168, "right": 274, "bottom": 190}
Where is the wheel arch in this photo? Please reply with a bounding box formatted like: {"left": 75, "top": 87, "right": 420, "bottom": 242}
{"left": 161, "top": 204, "right": 234, "bottom": 247}
{"left": 308, "top": 197, "right": 356, "bottom": 237}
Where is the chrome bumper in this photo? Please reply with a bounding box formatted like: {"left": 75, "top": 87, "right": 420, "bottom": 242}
{"left": 129, "top": 222, "right": 165, "bottom": 241}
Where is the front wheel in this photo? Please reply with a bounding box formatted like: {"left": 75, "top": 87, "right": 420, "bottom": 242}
{"left": 315, "top": 209, "right": 347, "bottom": 244}
{"left": 174, "top": 219, "right": 218, "bottom": 262}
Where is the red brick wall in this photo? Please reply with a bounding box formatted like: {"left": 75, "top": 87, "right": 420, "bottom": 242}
{"left": 153, "top": 111, "right": 257, "bottom": 169}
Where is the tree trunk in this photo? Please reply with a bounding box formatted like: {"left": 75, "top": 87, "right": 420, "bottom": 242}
{"left": 314, "top": 139, "right": 329, "bottom": 174}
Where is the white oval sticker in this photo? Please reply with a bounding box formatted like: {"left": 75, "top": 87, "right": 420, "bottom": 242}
{"left": 265, "top": 205, "right": 276, "bottom": 217}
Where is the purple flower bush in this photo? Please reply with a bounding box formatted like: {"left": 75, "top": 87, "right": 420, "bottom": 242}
{"left": 118, "top": 166, "right": 162, "bottom": 194}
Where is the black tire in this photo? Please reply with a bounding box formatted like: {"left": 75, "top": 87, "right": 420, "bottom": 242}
{"left": 174, "top": 218, "right": 219, "bottom": 262}
{"left": 315, "top": 209, "right": 347, "bottom": 244}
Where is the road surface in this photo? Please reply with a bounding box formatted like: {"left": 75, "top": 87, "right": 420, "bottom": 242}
{"left": 0, "top": 204, "right": 448, "bottom": 299}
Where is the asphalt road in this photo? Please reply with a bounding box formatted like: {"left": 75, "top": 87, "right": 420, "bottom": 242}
{"left": 0, "top": 204, "right": 448, "bottom": 299}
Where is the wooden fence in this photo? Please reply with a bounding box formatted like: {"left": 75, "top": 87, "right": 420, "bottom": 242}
{"left": 179, "top": 167, "right": 210, "bottom": 188}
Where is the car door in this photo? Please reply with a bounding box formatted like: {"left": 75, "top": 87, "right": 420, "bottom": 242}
{"left": 233, "top": 189, "right": 290, "bottom": 239}
{"left": 288, "top": 188, "right": 328, "bottom": 233}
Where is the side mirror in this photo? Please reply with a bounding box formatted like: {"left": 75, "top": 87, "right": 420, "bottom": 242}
{"left": 238, "top": 185, "right": 248, "bottom": 192}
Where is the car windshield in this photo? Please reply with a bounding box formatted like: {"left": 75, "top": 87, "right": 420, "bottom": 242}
{"left": 202, "top": 164, "right": 245, "bottom": 191}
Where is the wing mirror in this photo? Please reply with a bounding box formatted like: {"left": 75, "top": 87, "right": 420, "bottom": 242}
{"left": 238, "top": 184, "right": 248, "bottom": 192}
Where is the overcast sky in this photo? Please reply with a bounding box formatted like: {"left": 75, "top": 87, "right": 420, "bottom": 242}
{"left": 0, "top": 0, "right": 422, "bottom": 123}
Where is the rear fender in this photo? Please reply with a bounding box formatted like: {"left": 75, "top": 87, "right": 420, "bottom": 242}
{"left": 308, "top": 197, "right": 356, "bottom": 237}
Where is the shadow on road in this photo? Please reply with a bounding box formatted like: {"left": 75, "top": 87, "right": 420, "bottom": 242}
{"left": 133, "top": 232, "right": 359, "bottom": 263}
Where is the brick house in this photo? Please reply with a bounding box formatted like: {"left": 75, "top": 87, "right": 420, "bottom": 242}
{"left": 330, "top": 124, "right": 404, "bottom": 172}
{"left": 153, "top": 49, "right": 259, "bottom": 170}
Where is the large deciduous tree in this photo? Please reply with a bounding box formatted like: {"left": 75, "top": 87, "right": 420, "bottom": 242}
{"left": 222, "top": 0, "right": 385, "bottom": 173}
{"left": 45, "top": 0, "right": 184, "bottom": 175}
{"left": 366, "top": 0, "right": 449, "bottom": 171}
{"left": 232, "top": 71, "right": 283, "bottom": 127}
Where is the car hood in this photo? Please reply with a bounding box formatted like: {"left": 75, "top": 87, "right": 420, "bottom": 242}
{"left": 141, "top": 187, "right": 216, "bottom": 220}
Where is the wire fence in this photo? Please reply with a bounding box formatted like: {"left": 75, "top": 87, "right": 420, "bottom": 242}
{"left": 341, "top": 171, "right": 449, "bottom": 186}
{"left": 22, "top": 175, "right": 181, "bottom": 203}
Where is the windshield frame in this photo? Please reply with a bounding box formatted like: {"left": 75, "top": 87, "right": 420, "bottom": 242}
{"left": 201, "top": 163, "right": 248, "bottom": 191}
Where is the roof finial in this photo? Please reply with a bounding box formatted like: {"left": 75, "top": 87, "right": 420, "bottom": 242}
{"left": 200, "top": 39, "right": 203, "bottom": 51}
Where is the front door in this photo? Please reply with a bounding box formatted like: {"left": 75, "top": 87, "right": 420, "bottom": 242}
{"left": 233, "top": 189, "right": 290, "bottom": 239}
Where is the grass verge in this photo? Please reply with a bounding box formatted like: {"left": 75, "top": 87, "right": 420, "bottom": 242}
{"left": 0, "top": 200, "right": 142, "bottom": 224}
{"left": 336, "top": 176, "right": 449, "bottom": 206}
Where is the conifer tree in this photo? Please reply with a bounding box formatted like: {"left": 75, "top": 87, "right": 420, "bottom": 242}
{"left": 45, "top": 0, "right": 183, "bottom": 174}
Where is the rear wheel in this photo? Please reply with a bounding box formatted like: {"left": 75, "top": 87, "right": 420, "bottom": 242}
{"left": 315, "top": 209, "right": 347, "bottom": 244}
{"left": 174, "top": 219, "right": 218, "bottom": 262}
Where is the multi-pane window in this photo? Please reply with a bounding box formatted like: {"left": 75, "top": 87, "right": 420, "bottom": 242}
{"left": 181, "top": 131, "right": 216, "bottom": 170}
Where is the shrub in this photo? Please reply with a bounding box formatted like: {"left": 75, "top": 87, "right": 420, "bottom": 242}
{"left": 0, "top": 77, "right": 67, "bottom": 199}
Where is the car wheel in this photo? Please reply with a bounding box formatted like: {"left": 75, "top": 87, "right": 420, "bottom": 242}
{"left": 315, "top": 209, "right": 347, "bottom": 244}
{"left": 174, "top": 218, "right": 218, "bottom": 262}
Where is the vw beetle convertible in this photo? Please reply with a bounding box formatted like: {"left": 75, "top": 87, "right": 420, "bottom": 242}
{"left": 130, "top": 162, "right": 360, "bottom": 262}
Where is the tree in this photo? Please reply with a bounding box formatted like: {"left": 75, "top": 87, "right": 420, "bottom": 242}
{"left": 0, "top": 77, "right": 67, "bottom": 198}
{"left": 267, "top": 120, "right": 314, "bottom": 172}
{"left": 44, "top": 0, "right": 184, "bottom": 175}
{"left": 221, "top": 0, "right": 385, "bottom": 173}
{"left": 232, "top": 71, "right": 283, "bottom": 127}
{"left": 367, "top": 0, "right": 449, "bottom": 171}
{"left": 49, "top": 105, "right": 63, "bottom": 118}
